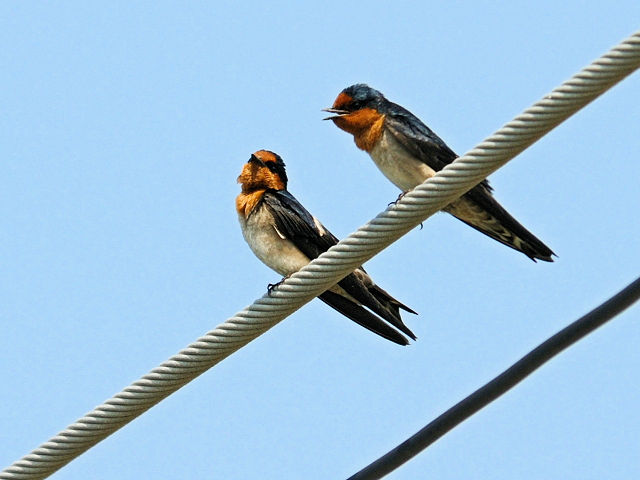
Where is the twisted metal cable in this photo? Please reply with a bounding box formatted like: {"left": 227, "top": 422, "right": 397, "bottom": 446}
{"left": 2, "top": 30, "right": 639, "bottom": 480}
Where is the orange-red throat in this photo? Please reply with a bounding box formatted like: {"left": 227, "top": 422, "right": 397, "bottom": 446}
{"left": 328, "top": 93, "right": 386, "bottom": 152}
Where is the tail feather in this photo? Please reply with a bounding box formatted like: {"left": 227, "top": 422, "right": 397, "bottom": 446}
{"left": 319, "top": 291, "right": 409, "bottom": 345}
{"left": 447, "top": 189, "right": 555, "bottom": 262}
{"left": 338, "top": 273, "right": 417, "bottom": 340}
{"left": 369, "top": 284, "right": 418, "bottom": 315}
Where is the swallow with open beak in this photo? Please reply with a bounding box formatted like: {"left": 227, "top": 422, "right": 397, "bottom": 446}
{"left": 324, "top": 84, "right": 555, "bottom": 262}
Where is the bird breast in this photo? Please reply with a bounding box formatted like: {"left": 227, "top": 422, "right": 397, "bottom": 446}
{"left": 369, "top": 129, "right": 437, "bottom": 191}
{"left": 238, "top": 204, "right": 311, "bottom": 277}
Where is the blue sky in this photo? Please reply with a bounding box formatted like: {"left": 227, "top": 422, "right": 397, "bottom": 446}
{"left": 1, "top": 2, "right": 639, "bottom": 479}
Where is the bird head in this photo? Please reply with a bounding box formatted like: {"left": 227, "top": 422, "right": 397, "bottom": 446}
{"left": 323, "top": 84, "right": 386, "bottom": 119}
{"left": 237, "top": 150, "right": 288, "bottom": 192}
{"left": 323, "top": 83, "right": 387, "bottom": 135}
{"left": 323, "top": 84, "right": 388, "bottom": 149}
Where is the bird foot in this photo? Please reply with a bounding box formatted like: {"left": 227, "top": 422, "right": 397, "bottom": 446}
{"left": 387, "top": 191, "right": 422, "bottom": 228}
{"left": 388, "top": 191, "right": 409, "bottom": 207}
{"left": 267, "top": 276, "right": 290, "bottom": 295}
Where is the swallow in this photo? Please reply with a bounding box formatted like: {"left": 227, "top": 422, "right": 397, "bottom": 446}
{"left": 324, "top": 84, "right": 555, "bottom": 262}
{"left": 236, "top": 149, "right": 417, "bottom": 345}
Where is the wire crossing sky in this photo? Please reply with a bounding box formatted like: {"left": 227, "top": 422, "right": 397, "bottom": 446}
{"left": 349, "top": 276, "right": 640, "bottom": 479}
{"left": 2, "top": 24, "right": 639, "bottom": 480}
{"left": 1, "top": 3, "right": 639, "bottom": 479}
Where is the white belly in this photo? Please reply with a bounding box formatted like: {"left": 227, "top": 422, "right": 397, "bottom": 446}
{"left": 239, "top": 204, "right": 361, "bottom": 303}
{"left": 369, "top": 129, "right": 436, "bottom": 191}
{"left": 239, "top": 206, "right": 310, "bottom": 277}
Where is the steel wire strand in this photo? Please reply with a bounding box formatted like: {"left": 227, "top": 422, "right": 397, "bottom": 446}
{"left": 2, "top": 30, "right": 639, "bottom": 480}
{"left": 348, "top": 276, "right": 640, "bottom": 480}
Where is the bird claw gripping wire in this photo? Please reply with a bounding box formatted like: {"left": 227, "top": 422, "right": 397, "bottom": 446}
{"left": 267, "top": 276, "right": 290, "bottom": 295}
{"left": 388, "top": 192, "right": 424, "bottom": 229}
{"left": 388, "top": 191, "right": 408, "bottom": 207}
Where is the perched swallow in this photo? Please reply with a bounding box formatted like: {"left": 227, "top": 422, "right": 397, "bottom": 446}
{"left": 324, "top": 84, "right": 555, "bottom": 262}
{"left": 236, "top": 149, "right": 417, "bottom": 345}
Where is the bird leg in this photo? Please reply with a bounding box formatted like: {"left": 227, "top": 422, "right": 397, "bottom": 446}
{"left": 267, "top": 276, "right": 290, "bottom": 295}
{"left": 387, "top": 191, "right": 409, "bottom": 207}
{"left": 388, "top": 191, "right": 424, "bottom": 229}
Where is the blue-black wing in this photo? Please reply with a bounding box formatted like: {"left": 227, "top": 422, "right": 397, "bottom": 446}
{"left": 384, "top": 103, "right": 493, "bottom": 192}
{"left": 262, "top": 190, "right": 416, "bottom": 342}
{"left": 262, "top": 190, "right": 338, "bottom": 260}
{"left": 384, "top": 104, "right": 554, "bottom": 261}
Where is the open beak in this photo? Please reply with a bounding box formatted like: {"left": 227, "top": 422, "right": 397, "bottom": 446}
{"left": 322, "top": 108, "right": 350, "bottom": 121}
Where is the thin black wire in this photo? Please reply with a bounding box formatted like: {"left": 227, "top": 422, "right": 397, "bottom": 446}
{"left": 348, "top": 276, "right": 640, "bottom": 480}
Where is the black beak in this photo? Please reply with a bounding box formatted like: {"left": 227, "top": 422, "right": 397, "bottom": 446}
{"left": 249, "top": 154, "right": 265, "bottom": 166}
{"left": 322, "top": 108, "right": 350, "bottom": 120}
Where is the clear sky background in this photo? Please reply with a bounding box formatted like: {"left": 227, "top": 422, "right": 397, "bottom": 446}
{"left": 2, "top": 2, "right": 639, "bottom": 479}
